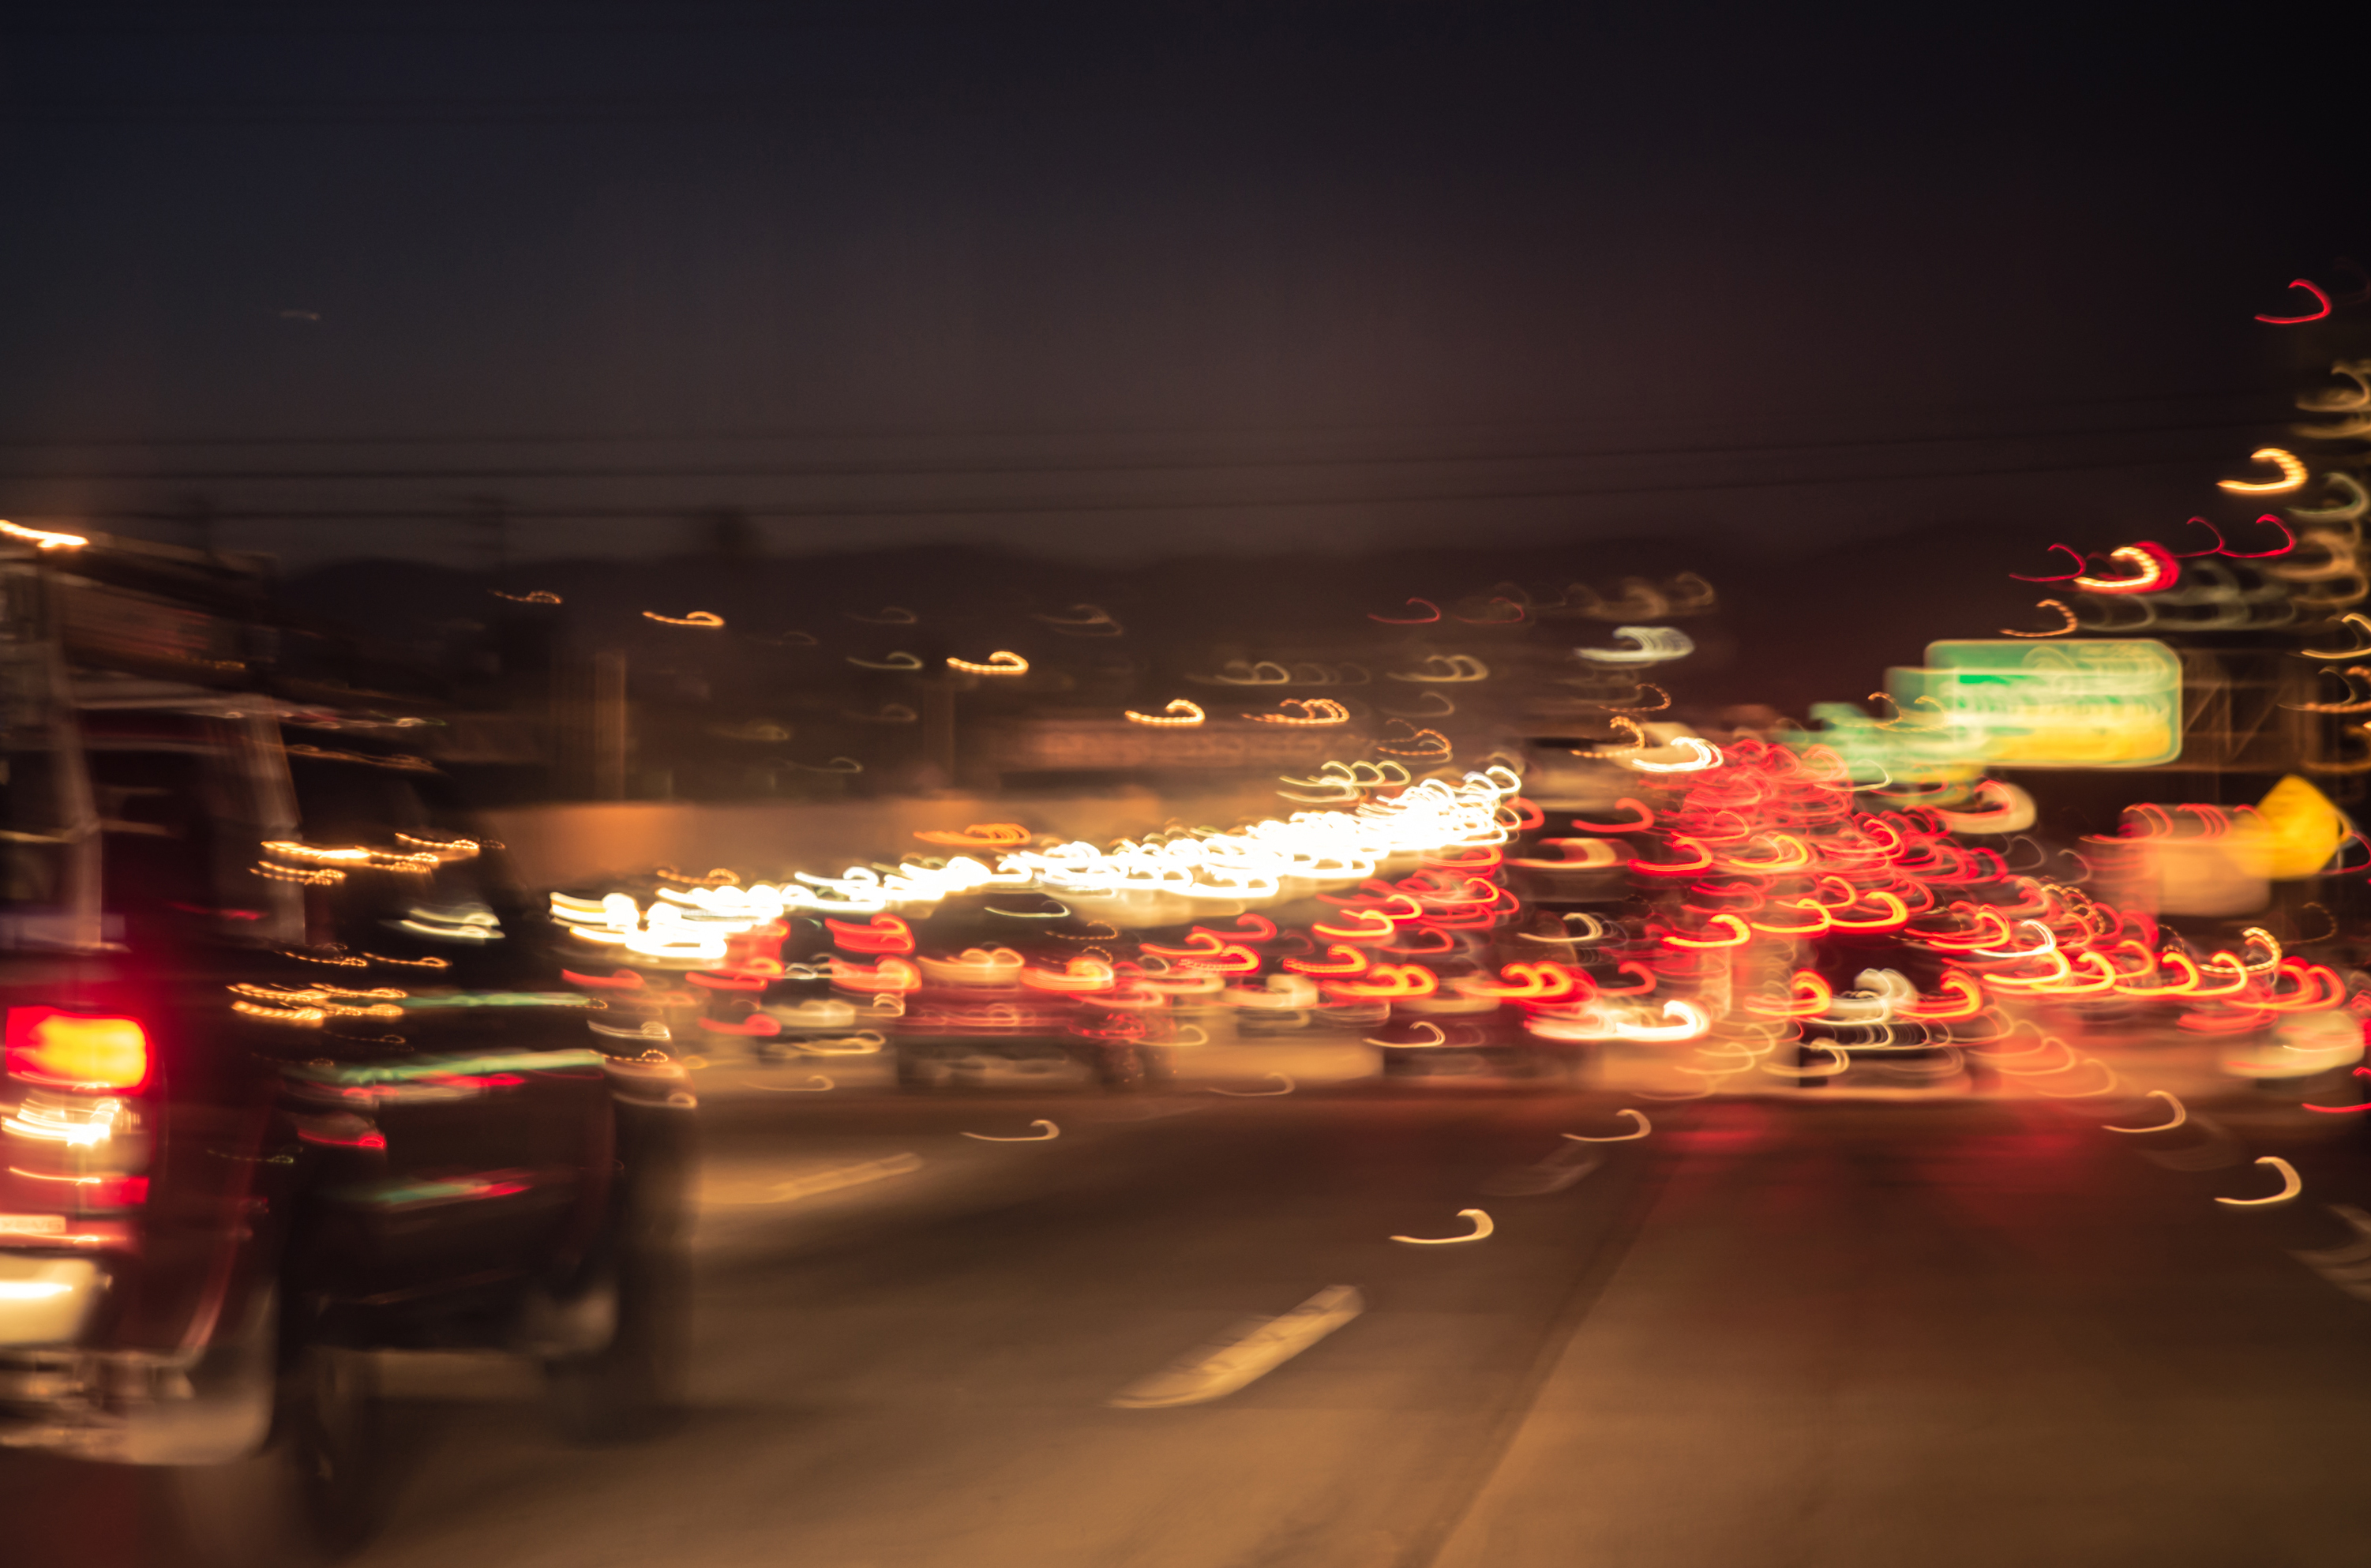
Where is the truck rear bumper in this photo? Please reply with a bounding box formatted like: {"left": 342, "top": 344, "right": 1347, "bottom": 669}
{"left": 0, "top": 1345, "right": 188, "bottom": 1459}
{"left": 0, "top": 1252, "right": 106, "bottom": 1345}
{"left": 0, "top": 1252, "right": 272, "bottom": 1465}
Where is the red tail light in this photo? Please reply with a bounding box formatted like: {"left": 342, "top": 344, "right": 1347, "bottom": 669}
{"left": 4, "top": 1008, "right": 151, "bottom": 1091}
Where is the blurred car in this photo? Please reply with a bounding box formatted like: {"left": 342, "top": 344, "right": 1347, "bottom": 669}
{"left": 0, "top": 534, "right": 689, "bottom": 1566}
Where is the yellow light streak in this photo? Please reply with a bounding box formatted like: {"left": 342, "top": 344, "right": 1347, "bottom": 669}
{"left": 262, "top": 840, "right": 443, "bottom": 873}
{"left": 1244, "top": 699, "right": 1349, "bottom": 726}
{"left": 1390, "top": 1209, "right": 1493, "bottom": 1244}
{"left": 959, "top": 1119, "right": 1060, "bottom": 1142}
{"left": 2216, "top": 447, "right": 2308, "bottom": 495}
{"left": 2215, "top": 1155, "right": 2302, "bottom": 1206}
{"left": 1560, "top": 1108, "right": 1652, "bottom": 1142}
{"left": 1125, "top": 699, "right": 1206, "bottom": 727}
{"left": 947, "top": 651, "right": 1028, "bottom": 675}
{"left": 0, "top": 519, "right": 88, "bottom": 550}
{"left": 251, "top": 861, "right": 345, "bottom": 885}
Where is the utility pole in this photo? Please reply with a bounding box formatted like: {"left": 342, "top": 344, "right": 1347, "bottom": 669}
{"left": 922, "top": 673, "right": 959, "bottom": 789}
{"left": 462, "top": 494, "right": 511, "bottom": 575}
{"left": 174, "top": 493, "right": 217, "bottom": 556}
{"left": 591, "top": 650, "right": 628, "bottom": 801}
{"left": 700, "top": 505, "right": 758, "bottom": 559}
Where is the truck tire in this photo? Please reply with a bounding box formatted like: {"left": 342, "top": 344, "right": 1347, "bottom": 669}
{"left": 159, "top": 1288, "right": 381, "bottom": 1568}
{"left": 1094, "top": 1043, "right": 1150, "bottom": 1093}
{"left": 544, "top": 1105, "right": 692, "bottom": 1444}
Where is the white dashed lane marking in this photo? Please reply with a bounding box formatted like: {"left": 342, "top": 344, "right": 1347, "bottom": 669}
{"left": 702, "top": 1151, "right": 926, "bottom": 1208}
{"left": 1109, "top": 1285, "right": 1365, "bottom": 1409}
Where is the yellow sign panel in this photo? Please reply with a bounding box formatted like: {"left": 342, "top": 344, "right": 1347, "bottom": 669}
{"left": 2256, "top": 774, "right": 2349, "bottom": 880}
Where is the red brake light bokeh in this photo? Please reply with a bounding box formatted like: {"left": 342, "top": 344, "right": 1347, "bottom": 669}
{"left": 4, "top": 1007, "right": 152, "bottom": 1091}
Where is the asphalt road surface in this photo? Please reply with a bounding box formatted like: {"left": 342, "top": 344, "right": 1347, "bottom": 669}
{"left": 13, "top": 1064, "right": 2371, "bottom": 1568}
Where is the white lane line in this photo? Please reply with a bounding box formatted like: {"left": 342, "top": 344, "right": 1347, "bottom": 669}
{"left": 1109, "top": 1285, "right": 1364, "bottom": 1409}
{"left": 1391, "top": 1208, "right": 1493, "bottom": 1244}
{"left": 961, "top": 1118, "right": 1060, "bottom": 1142}
{"left": 745, "top": 1151, "right": 922, "bottom": 1205}
{"left": 1209, "top": 1074, "right": 1296, "bottom": 1097}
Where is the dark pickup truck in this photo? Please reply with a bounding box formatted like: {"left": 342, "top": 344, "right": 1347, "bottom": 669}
{"left": 0, "top": 530, "right": 690, "bottom": 1564}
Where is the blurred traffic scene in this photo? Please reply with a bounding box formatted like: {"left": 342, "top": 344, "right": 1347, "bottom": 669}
{"left": 9, "top": 6, "right": 2371, "bottom": 1566}
{"left": 8, "top": 288, "right": 2371, "bottom": 1566}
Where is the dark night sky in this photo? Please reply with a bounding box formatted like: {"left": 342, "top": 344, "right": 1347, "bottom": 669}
{"left": 0, "top": 3, "right": 2360, "bottom": 569}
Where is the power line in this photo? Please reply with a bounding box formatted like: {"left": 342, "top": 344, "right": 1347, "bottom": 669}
{"left": 0, "top": 414, "right": 2298, "bottom": 487}
{"left": 54, "top": 447, "right": 2240, "bottom": 527}
{"left": 1, "top": 0, "right": 1075, "bottom": 36}
{"left": 1, "top": 382, "right": 2295, "bottom": 452}
{"left": 0, "top": 380, "right": 2292, "bottom": 454}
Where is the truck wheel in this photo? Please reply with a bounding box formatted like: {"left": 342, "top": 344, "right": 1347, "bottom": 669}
{"left": 159, "top": 1292, "right": 381, "bottom": 1567}
{"left": 545, "top": 1109, "right": 691, "bottom": 1443}
{"left": 1094, "top": 1044, "right": 1150, "bottom": 1093}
